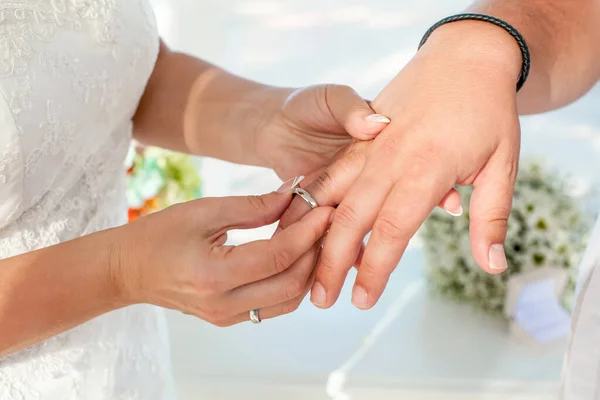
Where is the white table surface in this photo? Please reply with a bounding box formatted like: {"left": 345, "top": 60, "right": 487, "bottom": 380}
{"left": 166, "top": 235, "right": 565, "bottom": 399}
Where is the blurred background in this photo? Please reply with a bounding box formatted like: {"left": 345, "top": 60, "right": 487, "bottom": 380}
{"left": 144, "top": 1, "right": 600, "bottom": 399}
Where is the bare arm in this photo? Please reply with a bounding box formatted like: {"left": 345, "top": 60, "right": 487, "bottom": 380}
{"left": 135, "top": 2, "right": 600, "bottom": 163}
{"left": 0, "top": 188, "right": 333, "bottom": 357}
{"left": 0, "top": 229, "right": 122, "bottom": 357}
{"left": 445, "top": 0, "right": 600, "bottom": 114}
{"left": 133, "top": 41, "right": 289, "bottom": 166}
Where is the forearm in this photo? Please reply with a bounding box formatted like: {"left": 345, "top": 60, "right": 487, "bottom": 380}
{"left": 133, "top": 41, "right": 291, "bottom": 166}
{"left": 422, "top": 0, "right": 600, "bottom": 114}
{"left": 0, "top": 229, "right": 126, "bottom": 358}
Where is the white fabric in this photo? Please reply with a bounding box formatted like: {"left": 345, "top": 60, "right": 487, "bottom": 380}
{"left": 0, "top": 1, "right": 176, "bottom": 399}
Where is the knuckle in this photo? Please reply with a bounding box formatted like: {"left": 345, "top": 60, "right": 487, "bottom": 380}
{"left": 485, "top": 206, "right": 511, "bottom": 226}
{"left": 331, "top": 144, "right": 367, "bottom": 180}
{"left": 336, "top": 84, "right": 355, "bottom": 95}
{"left": 191, "top": 308, "right": 231, "bottom": 328}
{"left": 372, "top": 216, "right": 407, "bottom": 244}
{"left": 283, "top": 277, "right": 306, "bottom": 301}
{"left": 246, "top": 195, "right": 269, "bottom": 216}
{"left": 307, "top": 222, "right": 323, "bottom": 244}
{"left": 210, "top": 317, "right": 234, "bottom": 328}
{"left": 280, "top": 299, "right": 302, "bottom": 316}
{"left": 271, "top": 248, "right": 293, "bottom": 274}
{"left": 375, "top": 136, "right": 401, "bottom": 160}
{"left": 310, "top": 171, "right": 334, "bottom": 201}
{"left": 343, "top": 142, "right": 368, "bottom": 164}
{"left": 181, "top": 308, "right": 196, "bottom": 317}
{"left": 406, "top": 145, "right": 444, "bottom": 177}
{"left": 334, "top": 204, "right": 360, "bottom": 230}
{"left": 202, "top": 303, "right": 229, "bottom": 324}
{"left": 358, "top": 260, "right": 379, "bottom": 282}
{"left": 322, "top": 85, "right": 334, "bottom": 110}
{"left": 325, "top": 83, "right": 354, "bottom": 102}
{"left": 195, "top": 273, "right": 223, "bottom": 296}
{"left": 317, "top": 250, "right": 338, "bottom": 277}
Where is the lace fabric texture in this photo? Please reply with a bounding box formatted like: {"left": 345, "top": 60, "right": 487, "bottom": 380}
{"left": 0, "top": 1, "right": 175, "bottom": 398}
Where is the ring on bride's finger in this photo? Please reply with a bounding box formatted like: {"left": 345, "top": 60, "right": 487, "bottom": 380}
{"left": 249, "top": 309, "right": 261, "bottom": 324}
{"left": 293, "top": 187, "right": 318, "bottom": 209}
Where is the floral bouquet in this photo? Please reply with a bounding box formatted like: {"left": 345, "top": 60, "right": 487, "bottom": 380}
{"left": 421, "top": 159, "right": 591, "bottom": 317}
{"left": 125, "top": 142, "right": 202, "bottom": 222}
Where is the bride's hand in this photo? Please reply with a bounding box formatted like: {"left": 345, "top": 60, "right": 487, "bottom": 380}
{"left": 253, "top": 85, "right": 390, "bottom": 180}
{"left": 113, "top": 177, "right": 333, "bottom": 326}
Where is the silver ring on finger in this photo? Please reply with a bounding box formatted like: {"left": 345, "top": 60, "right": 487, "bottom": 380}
{"left": 249, "top": 309, "right": 261, "bottom": 324}
{"left": 293, "top": 187, "right": 318, "bottom": 209}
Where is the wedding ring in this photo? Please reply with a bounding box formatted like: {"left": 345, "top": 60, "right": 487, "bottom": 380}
{"left": 249, "top": 309, "right": 261, "bottom": 324}
{"left": 293, "top": 187, "right": 318, "bottom": 209}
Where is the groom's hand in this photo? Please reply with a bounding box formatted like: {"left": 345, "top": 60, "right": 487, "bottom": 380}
{"left": 279, "top": 22, "right": 522, "bottom": 311}
{"left": 276, "top": 140, "right": 467, "bottom": 300}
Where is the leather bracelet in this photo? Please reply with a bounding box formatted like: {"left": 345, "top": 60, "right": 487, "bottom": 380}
{"left": 418, "top": 13, "right": 531, "bottom": 92}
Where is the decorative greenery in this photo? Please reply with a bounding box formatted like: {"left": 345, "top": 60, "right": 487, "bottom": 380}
{"left": 125, "top": 142, "right": 202, "bottom": 221}
{"left": 421, "top": 159, "right": 591, "bottom": 317}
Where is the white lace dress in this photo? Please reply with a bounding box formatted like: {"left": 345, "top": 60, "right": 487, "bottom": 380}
{"left": 0, "top": 1, "right": 176, "bottom": 399}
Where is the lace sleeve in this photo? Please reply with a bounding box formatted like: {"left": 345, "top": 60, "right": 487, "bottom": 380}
{"left": 0, "top": 91, "right": 23, "bottom": 231}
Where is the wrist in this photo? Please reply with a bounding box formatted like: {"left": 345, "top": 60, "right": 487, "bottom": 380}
{"left": 102, "top": 226, "right": 140, "bottom": 307}
{"left": 184, "top": 66, "right": 293, "bottom": 167}
{"left": 418, "top": 20, "right": 523, "bottom": 87}
{"left": 249, "top": 86, "right": 295, "bottom": 168}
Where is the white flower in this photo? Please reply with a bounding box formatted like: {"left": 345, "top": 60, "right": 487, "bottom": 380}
{"left": 421, "top": 158, "right": 590, "bottom": 318}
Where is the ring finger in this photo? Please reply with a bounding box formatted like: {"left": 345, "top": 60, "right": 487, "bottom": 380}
{"left": 222, "top": 241, "right": 321, "bottom": 316}
{"left": 219, "top": 246, "right": 321, "bottom": 326}
{"left": 277, "top": 141, "right": 371, "bottom": 230}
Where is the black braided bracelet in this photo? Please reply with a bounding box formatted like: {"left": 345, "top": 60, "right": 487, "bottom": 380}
{"left": 418, "top": 13, "right": 530, "bottom": 92}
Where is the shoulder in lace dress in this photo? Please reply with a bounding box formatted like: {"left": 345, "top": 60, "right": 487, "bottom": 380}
{"left": 0, "top": 1, "right": 176, "bottom": 399}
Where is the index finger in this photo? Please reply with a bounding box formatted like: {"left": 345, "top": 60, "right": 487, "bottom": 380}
{"left": 216, "top": 206, "right": 334, "bottom": 290}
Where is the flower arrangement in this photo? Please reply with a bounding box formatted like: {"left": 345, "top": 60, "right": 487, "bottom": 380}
{"left": 125, "top": 142, "right": 202, "bottom": 222}
{"left": 421, "top": 159, "right": 591, "bottom": 317}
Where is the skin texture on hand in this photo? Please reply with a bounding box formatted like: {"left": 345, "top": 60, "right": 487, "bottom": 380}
{"left": 253, "top": 84, "right": 390, "bottom": 180}
{"left": 275, "top": 139, "right": 466, "bottom": 304}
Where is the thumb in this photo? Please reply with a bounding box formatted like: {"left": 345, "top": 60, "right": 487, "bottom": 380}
{"left": 469, "top": 155, "right": 518, "bottom": 274}
{"left": 207, "top": 176, "right": 305, "bottom": 231}
{"left": 325, "top": 85, "right": 390, "bottom": 140}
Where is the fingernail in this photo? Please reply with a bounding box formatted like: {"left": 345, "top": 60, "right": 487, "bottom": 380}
{"left": 276, "top": 176, "right": 305, "bottom": 193}
{"left": 352, "top": 285, "right": 369, "bottom": 309}
{"left": 445, "top": 205, "right": 464, "bottom": 217}
{"left": 489, "top": 244, "right": 508, "bottom": 271}
{"left": 365, "top": 114, "right": 391, "bottom": 124}
{"left": 310, "top": 281, "right": 327, "bottom": 308}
